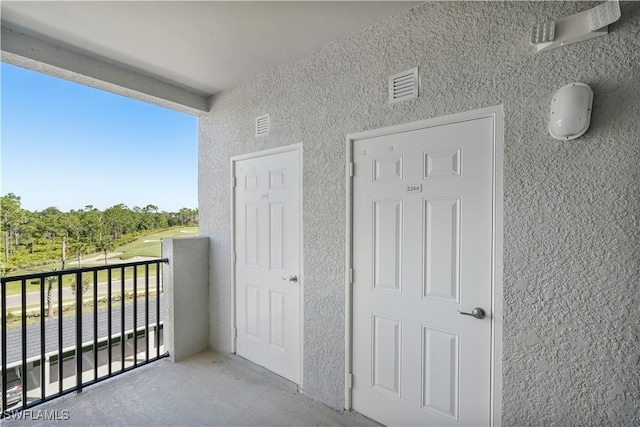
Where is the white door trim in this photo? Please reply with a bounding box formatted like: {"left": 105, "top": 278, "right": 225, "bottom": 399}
{"left": 230, "top": 142, "right": 304, "bottom": 387}
{"left": 344, "top": 106, "right": 503, "bottom": 426}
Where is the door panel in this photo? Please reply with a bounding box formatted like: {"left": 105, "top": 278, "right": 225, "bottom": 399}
{"left": 269, "top": 203, "right": 286, "bottom": 271}
{"left": 422, "top": 326, "right": 459, "bottom": 421}
{"left": 373, "top": 200, "right": 403, "bottom": 292}
{"left": 269, "top": 290, "right": 286, "bottom": 349}
{"left": 352, "top": 117, "right": 494, "bottom": 426}
{"left": 372, "top": 314, "right": 402, "bottom": 397}
{"left": 234, "top": 149, "right": 301, "bottom": 383}
{"left": 245, "top": 204, "right": 260, "bottom": 267}
{"left": 424, "top": 197, "right": 460, "bottom": 302}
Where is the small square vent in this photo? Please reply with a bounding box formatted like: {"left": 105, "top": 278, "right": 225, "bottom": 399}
{"left": 255, "top": 114, "right": 270, "bottom": 137}
{"left": 389, "top": 67, "right": 419, "bottom": 104}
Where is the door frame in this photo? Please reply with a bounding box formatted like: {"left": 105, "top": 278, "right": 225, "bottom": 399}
{"left": 344, "top": 106, "right": 503, "bottom": 425}
{"left": 230, "top": 142, "right": 304, "bottom": 386}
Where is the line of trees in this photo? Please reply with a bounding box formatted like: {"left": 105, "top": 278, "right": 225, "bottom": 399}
{"left": 1, "top": 193, "right": 198, "bottom": 273}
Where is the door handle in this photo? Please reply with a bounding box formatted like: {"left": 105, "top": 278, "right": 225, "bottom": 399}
{"left": 281, "top": 275, "right": 298, "bottom": 283}
{"left": 457, "top": 307, "right": 486, "bottom": 319}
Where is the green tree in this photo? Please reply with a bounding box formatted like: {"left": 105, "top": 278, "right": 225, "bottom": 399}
{"left": 177, "top": 208, "right": 198, "bottom": 225}
{"left": 20, "top": 210, "right": 42, "bottom": 254}
{"left": 69, "top": 239, "right": 88, "bottom": 266}
{"left": 142, "top": 204, "right": 159, "bottom": 230}
{"left": 63, "top": 209, "right": 83, "bottom": 241}
{"left": 1, "top": 193, "right": 26, "bottom": 262}
{"left": 1, "top": 194, "right": 198, "bottom": 271}
{"left": 96, "top": 237, "right": 115, "bottom": 265}
{"left": 103, "top": 204, "right": 135, "bottom": 240}
{"left": 38, "top": 207, "right": 64, "bottom": 241}
{"left": 81, "top": 205, "right": 102, "bottom": 245}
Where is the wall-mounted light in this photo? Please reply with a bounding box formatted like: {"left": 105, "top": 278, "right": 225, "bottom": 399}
{"left": 549, "top": 83, "right": 593, "bottom": 140}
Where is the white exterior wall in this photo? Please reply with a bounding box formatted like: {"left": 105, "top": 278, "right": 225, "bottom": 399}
{"left": 163, "top": 237, "right": 210, "bottom": 362}
{"left": 199, "top": 2, "right": 640, "bottom": 424}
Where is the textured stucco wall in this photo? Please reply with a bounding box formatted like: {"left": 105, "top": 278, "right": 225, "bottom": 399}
{"left": 199, "top": 2, "right": 640, "bottom": 424}
{"left": 162, "top": 237, "right": 210, "bottom": 362}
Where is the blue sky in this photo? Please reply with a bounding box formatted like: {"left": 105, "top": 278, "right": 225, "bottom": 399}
{"left": 1, "top": 63, "right": 198, "bottom": 212}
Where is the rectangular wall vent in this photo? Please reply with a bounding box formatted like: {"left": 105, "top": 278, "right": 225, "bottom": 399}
{"left": 389, "top": 67, "right": 419, "bottom": 104}
{"left": 255, "top": 114, "right": 270, "bottom": 137}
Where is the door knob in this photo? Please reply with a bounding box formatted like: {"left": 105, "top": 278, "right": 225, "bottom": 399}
{"left": 281, "top": 275, "right": 298, "bottom": 283}
{"left": 457, "top": 307, "right": 486, "bottom": 319}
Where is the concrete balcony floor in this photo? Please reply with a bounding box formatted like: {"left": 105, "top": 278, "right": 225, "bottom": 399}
{"left": 4, "top": 350, "right": 379, "bottom": 426}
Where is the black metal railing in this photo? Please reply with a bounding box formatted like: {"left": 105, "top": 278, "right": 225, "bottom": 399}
{"left": 1, "top": 259, "right": 169, "bottom": 417}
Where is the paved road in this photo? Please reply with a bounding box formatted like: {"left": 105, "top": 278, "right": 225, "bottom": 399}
{"left": 3, "top": 276, "right": 161, "bottom": 309}
{"left": 0, "top": 297, "right": 164, "bottom": 365}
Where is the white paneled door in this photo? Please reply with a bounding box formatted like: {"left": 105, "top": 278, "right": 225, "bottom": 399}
{"left": 351, "top": 116, "right": 496, "bottom": 426}
{"left": 234, "top": 147, "right": 301, "bottom": 384}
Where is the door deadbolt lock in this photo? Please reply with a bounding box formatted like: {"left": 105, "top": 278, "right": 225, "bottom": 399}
{"left": 281, "top": 275, "right": 298, "bottom": 283}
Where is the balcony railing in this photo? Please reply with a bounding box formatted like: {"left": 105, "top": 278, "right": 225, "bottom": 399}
{"left": 1, "top": 259, "right": 169, "bottom": 417}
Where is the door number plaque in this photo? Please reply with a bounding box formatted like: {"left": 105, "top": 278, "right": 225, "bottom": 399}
{"left": 406, "top": 184, "right": 422, "bottom": 193}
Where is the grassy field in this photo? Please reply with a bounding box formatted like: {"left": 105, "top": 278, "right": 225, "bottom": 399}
{"left": 115, "top": 227, "right": 198, "bottom": 259}
{"left": 2, "top": 227, "right": 198, "bottom": 296}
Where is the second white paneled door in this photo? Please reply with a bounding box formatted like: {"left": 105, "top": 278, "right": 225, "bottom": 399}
{"left": 351, "top": 115, "right": 496, "bottom": 426}
{"left": 234, "top": 146, "right": 301, "bottom": 384}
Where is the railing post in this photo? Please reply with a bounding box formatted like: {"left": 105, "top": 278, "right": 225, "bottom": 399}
{"left": 145, "top": 264, "right": 149, "bottom": 362}
{"left": 93, "top": 270, "right": 98, "bottom": 381}
{"left": 120, "top": 266, "right": 125, "bottom": 370}
{"left": 21, "top": 279, "right": 27, "bottom": 408}
{"left": 156, "top": 262, "right": 162, "bottom": 359}
{"left": 57, "top": 273, "right": 63, "bottom": 395}
{"left": 1, "top": 277, "right": 8, "bottom": 411}
{"left": 107, "top": 268, "right": 112, "bottom": 376}
{"left": 75, "top": 271, "right": 83, "bottom": 393}
{"left": 133, "top": 266, "right": 137, "bottom": 366}
{"left": 40, "top": 277, "right": 46, "bottom": 401}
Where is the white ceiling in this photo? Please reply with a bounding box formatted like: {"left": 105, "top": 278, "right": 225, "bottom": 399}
{"left": 1, "top": 1, "right": 420, "bottom": 97}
